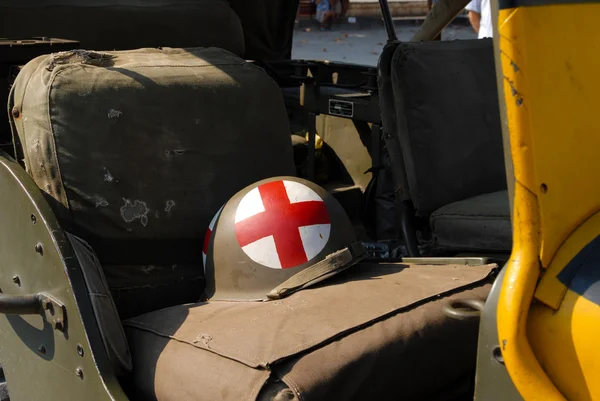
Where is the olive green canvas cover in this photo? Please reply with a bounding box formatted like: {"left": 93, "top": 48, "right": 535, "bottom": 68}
{"left": 9, "top": 47, "right": 296, "bottom": 317}
{"left": 124, "top": 263, "right": 496, "bottom": 400}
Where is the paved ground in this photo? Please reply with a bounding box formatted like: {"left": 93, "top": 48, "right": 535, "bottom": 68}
{"left": 292, "top": 20, "right": 477, "bottom": 66}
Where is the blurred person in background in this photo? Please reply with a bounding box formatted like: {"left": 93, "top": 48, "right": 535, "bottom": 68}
{"left": 466, "top": 0, "right": 492, "bottom": 38}
{"left": 315, "top": 0, "right": 336, "bottom": 30}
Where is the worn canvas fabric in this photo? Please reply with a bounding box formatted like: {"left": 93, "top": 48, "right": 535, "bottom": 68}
{"left": 124, "top": 263, "right": 496, "bottom": 400}
{"left": 0, "top": 0, "right": 245, "bottom": 56}
{"left": 9, "top": 47, "right": 296, "bottom": 316}
{"left": 10, "top": 46, "right": 295, "bottom": 245}
{"left": 275, "top": 284, "right": 490, "bottom": 401}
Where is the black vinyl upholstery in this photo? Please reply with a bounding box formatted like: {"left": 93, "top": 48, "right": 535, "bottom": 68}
{"left": 378, "top": 39, "right": 512, "bottom": 252}
{"left": 391, "top": 39, "right": 507, "bottom": 215}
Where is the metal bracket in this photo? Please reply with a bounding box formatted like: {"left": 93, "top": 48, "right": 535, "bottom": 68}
{"left": 0, "top": 292, "right": 66, "bottom": 332}
{"left": 443, "top": 298, "right": 485, "bottom": 320}
{"left": 402, "top": 257, "right": 490, "bottom": 266}
{"left": 40, "top": 294, "right": 67, "bottom": 332}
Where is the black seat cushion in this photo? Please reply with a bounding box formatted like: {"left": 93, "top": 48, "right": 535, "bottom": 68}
{"left": 430, "top": 190, "right": 512, "bottom": 252}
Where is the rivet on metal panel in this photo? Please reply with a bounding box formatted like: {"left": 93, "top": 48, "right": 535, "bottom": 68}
{"left": 35, "top": 242, "right": 44, "bottom": 255}
{"left": 42, "top": 299, "right": 53, "bottom": 312}
{"left": 540, "top": 183, "right": 548, "bottom": 194}
{"left": 38, "top": 345, "right": 46, "bottom": 355}
{"left": 12, "top": 276, "right": 20, "bottom": 287}
{"left": 76, "top": 368, "right": 84, "bottom": 379}
{"left": 11, "top": 108, "right": 20, "bottom": 119}
{"left": 77, "top": 344, "right": 84, "bottom": 357}
{"left": 31, "top": 214, "right": 37, "bottom": 224}
{"left": 54, "top": 318, "right": 64, "bottom": 331}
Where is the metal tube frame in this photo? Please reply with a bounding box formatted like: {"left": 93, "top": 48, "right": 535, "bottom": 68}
{"left": 378, "top": 0, "right": 398, "bottom": 42}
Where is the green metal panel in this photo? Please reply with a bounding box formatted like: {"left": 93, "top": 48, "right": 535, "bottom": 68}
{"left": 474, "top": 267, "right": 523, "bottom": 401}
{"left": 0, "top": 151, "right": 128, "bottom": 401}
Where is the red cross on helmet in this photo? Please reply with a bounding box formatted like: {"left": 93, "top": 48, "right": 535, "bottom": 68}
{"left": 203, "top": 176, "right": 366, "bottom": 301}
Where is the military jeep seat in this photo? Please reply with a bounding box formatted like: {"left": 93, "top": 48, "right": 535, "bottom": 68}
{"left": 7, "top": 45, "right": 500, "bottom": 401}
{"left": 9, "top": 46, "right": 296, "bottom": 320}
{"left": 0, "top": 0, "right": 245, "bottom": 56}
{"left": 380, "top": 39, "right": 512, "bottom": 253}
{"left": 8, "top": 45, "right": 296, "bottom": 378}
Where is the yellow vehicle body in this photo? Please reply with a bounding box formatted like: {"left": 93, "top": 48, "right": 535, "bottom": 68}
{"left": 496, "top": 3, "right": 600, "bottom": 400}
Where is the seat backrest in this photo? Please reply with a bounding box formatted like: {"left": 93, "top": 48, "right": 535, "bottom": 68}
{"left": 9, "top": 47, "right": 295, "bottom": 314}
{"left": 390, "top": 39, "right": 507, "bottom": 215}
{"left": 0, "top": 0, "right": 245, "bottom": 56}
{"left": 375, "top": 42, "right": 409, "bottom": 241}
{"left": 8, "top": 45, "right": 296, "bottom": 375}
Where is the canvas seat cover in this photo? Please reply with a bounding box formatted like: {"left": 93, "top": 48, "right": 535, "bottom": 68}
{"left": 0, "top": 0, "right": 245, "bottom": 56}
{"left": 124, "top": 263, "right": 495, "bottom": 400}
{"left": 9, "top": 45, "right": 295, "bottom": 265}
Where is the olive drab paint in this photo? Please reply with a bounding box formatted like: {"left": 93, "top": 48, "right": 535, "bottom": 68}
{"left": 203, "top": 176, "right": 360, "bottom": 302}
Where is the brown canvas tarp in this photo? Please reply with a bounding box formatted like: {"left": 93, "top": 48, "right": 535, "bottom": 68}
{"left": 124, "top": 263, "right": 496, "bottom": 400}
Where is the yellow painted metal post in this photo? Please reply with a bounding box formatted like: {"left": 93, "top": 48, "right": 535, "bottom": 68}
{"left": 496, "top": 2, "right": 600, "bottom": 400}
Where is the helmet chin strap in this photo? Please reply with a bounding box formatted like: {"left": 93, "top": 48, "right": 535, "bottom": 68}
{"left": 266, "top": 242, "right": 367, "bottom": 300}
